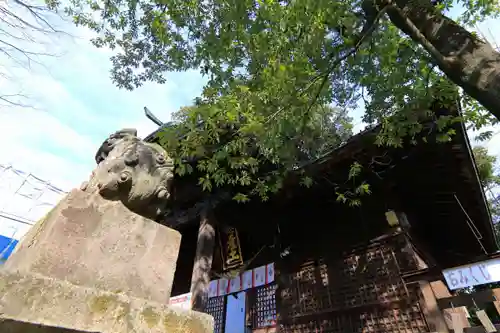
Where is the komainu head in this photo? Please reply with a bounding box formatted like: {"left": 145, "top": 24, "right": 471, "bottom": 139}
{"left": 82, "top": 128, "right": 174, "bottom": 220}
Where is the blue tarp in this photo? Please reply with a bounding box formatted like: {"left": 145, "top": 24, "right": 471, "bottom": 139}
{"left": 0, "top": 234, "right": 18, "bottom": 263}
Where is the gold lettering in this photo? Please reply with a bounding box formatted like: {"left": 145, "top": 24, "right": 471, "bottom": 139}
{"left": 222, "top": 227, "right": 243, "bottom": 269}
{"left": 228, "top": 253, "right": 240, "bottom": 262}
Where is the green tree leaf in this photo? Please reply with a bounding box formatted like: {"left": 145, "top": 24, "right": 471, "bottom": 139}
{"left": 57, "top": 0, "right": 500, "bottom": 205}
{"left": 233, "top": 193, "right": 250, "bottom": 203}
{"left": 300, "top": 176, "right": 313, "bottom": 188}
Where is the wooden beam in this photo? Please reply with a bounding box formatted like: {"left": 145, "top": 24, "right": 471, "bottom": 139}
{"left": 415, "top": 272, "right": 452, "bottom": 332}
{"left": 430, "top": 280, "right": 453, "bottom": 299}
{"left": 401, "top": 267, "right": 444, "bottom": 284}
{"left": 189, "top": 207, "right": 217, "bottom": 311}
{"left": 437, "top": 289, "right": 497, "bottom": 309}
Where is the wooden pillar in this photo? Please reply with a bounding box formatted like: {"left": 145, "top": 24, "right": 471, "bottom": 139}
{"left": 492, "top": 288, "right": 500, "bottom": 314}
{"left": 419, "top": 281, "right": 451, "bottom": 333}
{"left": 430, "top": 281, "right": 471, "bottom": 331}
{"left": 190, "top": 207, "right": 217, "bottom": 312}
{"left": 401, "top": 235, "right": 451, "bottom": 333}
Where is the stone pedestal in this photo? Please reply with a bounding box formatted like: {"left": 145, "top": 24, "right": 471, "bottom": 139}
{"left": 5, "top": 189, "right": 181, "bottom": 304}
{"left": 0, "top": 190, "right": 213, "bottom": 333}
{"left": 0, "top": 271, "right": 212, "bottom": 333}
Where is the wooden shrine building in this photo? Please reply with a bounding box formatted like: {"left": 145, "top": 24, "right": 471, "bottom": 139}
{"left": 145, "top": 102, "right": 499, "bottom": 333}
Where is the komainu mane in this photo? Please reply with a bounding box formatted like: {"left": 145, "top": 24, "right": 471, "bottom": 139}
{"left": 81, "top": 128, "right": 174, "bottom": 220}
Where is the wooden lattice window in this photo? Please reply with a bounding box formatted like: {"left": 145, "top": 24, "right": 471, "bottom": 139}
{"left": 251, "top": 284, "right": 278, "bottom": 328}
{"left": 205, "top": 296, "right": 226, "bottom": 333}
{"left": 278, "top": 241, "right": 429, "bottom": 333}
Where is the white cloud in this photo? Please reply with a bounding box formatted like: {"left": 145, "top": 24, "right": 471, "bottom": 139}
{"left": 0, "top": 108, "right": 96, "bottom": 187}
{"left": 0, "top": 1, "right": 207, "bottom": 244}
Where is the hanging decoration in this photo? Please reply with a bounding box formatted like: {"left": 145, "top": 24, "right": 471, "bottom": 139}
{"left": 208, "top": 262, "right": 276, "bottom": 298}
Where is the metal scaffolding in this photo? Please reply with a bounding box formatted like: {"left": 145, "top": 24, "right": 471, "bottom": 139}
{"left": 0, "top": 163, "right": 68, "bottom": 260}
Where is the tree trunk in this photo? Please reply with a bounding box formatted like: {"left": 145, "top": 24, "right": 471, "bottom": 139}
{"left": 189, "top": 207, "right": 217, "bottom": 312}
{"left": 370, "top": 0, "right": 500, "bottom": 119}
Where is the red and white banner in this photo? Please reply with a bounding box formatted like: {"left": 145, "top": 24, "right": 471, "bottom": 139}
{"left": 208, "top": 280, "right": 219, "bottom": 298}
{"left": 229, "top": 275, "right": 241, "bottom": 293}
{"left": 254, "top": 265, "right": 266, "bottom": 287}
{"left": 267, "top": 263, "right": 275, "bottom": 284}
{"left": 218, "top": 278, "right": 229, "bottom": 296}
{"left": 242, "top": 270, "right": 253, "bottom": 290}
{"left": 209, "top": 262, "right": 275, "bottom": 298}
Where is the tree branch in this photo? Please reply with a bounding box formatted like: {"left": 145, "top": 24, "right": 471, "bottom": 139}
{"left": 0, "top": 0, "right": 72, "bottom": 108}
{"left": 385, "top": 0, "right": 456, "bottom": 67}
{"left": 265, "top": 5, "right": 389, "bottom": 125}
{"left": 377, "top": 0, "right": 500, "bottom": 120}
{"left": 304, "top": 4, "right": 389, "bottom": 115}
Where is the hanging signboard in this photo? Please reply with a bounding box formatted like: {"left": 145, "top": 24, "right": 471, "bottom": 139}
{"left": 442, "top": 257, "right": 500, "bottom": 290}
{"left": 219, "top": 226, "right": 244, "bottom": 271}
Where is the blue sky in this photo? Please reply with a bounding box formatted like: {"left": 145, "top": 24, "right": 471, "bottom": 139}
{"left": 0, "top": 3, "right": 208, "bottom": 189}
{"left": 0, "top": 1, "right": 499, "bottom": 192}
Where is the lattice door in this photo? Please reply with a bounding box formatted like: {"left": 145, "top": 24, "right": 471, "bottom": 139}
{"left": 250, "top": 283, "right": 278, "bottom": 329}
{"left": 205, "top": 296, "right": 226, "bottom": 333}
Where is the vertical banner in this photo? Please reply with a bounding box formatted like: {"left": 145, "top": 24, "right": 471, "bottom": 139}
{"left": 254, "top": 265, "right": 266, "bottom": 287}
{"left": 242, "top": 270, "right": 253, "bottom": 290}
{"left": 208, "top": 280, "right": 219, "bottom": 298}
{"left": 266, "top": 263, "right": 275, "bottom": 284}
{"left": 218, "top": 278, "right": 229, "bottom": 296}
{"left": 208, "top": 261, "right": 276, "bottom": 298}
{"left": 219, "top": 226, "right": 244, "bottom": 271}
{"left": 229, "top": 275, "right": 242, "bottom": 294}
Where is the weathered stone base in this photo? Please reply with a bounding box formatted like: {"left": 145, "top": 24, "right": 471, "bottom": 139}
{"left": 0, "top": 270, "right": 213, "bottom": 333}
{"left": 4, "top": 189, "right": 181, "bottom": 305}
{"left": 0, "top": 319, "right": 92, "bottom": 333}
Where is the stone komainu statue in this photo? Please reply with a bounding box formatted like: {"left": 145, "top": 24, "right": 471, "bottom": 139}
{"left": 81, "top": 128, "right": 174, "bottom": 220}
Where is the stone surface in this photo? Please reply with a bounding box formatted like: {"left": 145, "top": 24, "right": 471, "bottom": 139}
{"left": 4, "top": 189, "right": 182, "bottom": 304}
{"left": 0, "top": 320, "right": 93, "bottom": 333}
{"left": 0, "top": 270, "right": 214, "bottom": 333}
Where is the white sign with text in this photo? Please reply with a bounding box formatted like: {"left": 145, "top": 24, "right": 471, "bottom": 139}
{"left": 169, "top": 293, "right": 192, "bottom": 310}
{"left": 442, "top": 257, "right": 500, "bottom": 290}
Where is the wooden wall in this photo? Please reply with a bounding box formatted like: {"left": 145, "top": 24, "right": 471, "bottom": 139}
{"left": 276, "top": 234, "right": 430, "bottom": 333}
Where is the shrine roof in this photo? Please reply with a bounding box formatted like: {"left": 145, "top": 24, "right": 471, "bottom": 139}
{"left": 144, "top": 100, "right": 498, "bottom": 267}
